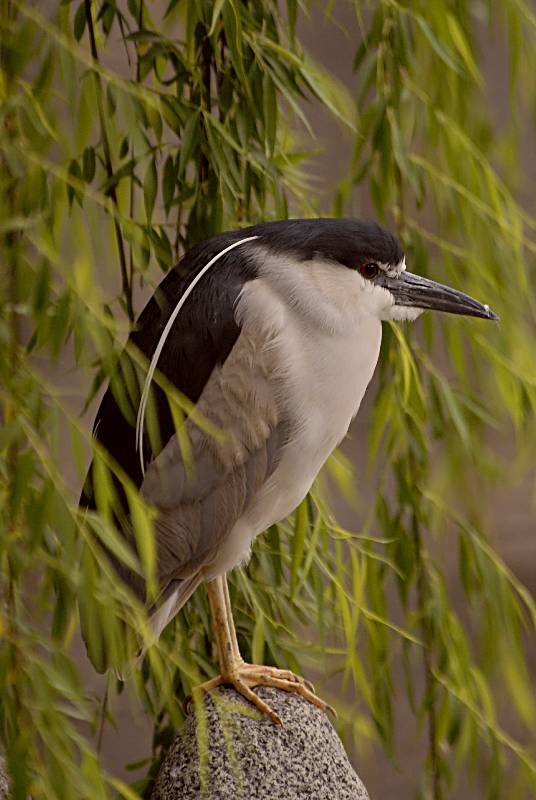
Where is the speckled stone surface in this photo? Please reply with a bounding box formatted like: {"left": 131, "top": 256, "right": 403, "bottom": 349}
{"left": 152, "top": 686, "right": 370, "bottom": 799}
{"left": 0, "top": 756, "right": 8, "bottom": 800}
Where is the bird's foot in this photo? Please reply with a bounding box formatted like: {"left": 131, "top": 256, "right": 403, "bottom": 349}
{"left": 189, "top": 662, "right": 335, "bottom": 725}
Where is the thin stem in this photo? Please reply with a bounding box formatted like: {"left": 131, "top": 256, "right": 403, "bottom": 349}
{"left": 1, "top": 0, "right": 25, "bottom": 737}
{"left": 128, "top": 0, "right": 144, "bottom": 289}
{"left": 1, "top": 0, "right": 21, "bottom": 508}
{"left": 199, "top": 33, "right": 212, "bottom": 189}
{"left": 84, "top": 0, "right": 134, "bottom": 321}
{"left": 382, "top": 4, "right": 442, "bottom": 789}
{"left": 383, "top": 6, "right": 441, "bottom": 792}
{"left": 175, "top": 21, "right": 213, "bottom": 256}
{"left": 413, "top": 523, "right": 443, "bottom": 800}
{"left": 96, "top": 676, "right": 111, "bottom": 754}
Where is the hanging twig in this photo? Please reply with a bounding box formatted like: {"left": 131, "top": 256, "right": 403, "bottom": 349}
{"left": 383, "top": 4, "right": 442, "bottom": 790}
{"left": 96, "top": 674, "right": 111, "bottom": 755}
{"left": 84, "top": 0, "right": 134, "bottom": 321}
{"left": 1, "top": 0, "right": 26, "bottom": 743}
{"left": 199, "top": 33, "right": 212, "bottom": 188}
{"left": 128, "top": 0, "right": 144, "bottom": 289}
{"left": 413, "top": 523, "right": 443, "bottom": 800}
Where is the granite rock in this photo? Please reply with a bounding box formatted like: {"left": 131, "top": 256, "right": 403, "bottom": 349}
{"left": 152, "top": 686, "right": 370, "bottom": 800}
{"left": 0, "top": 756, "right": 8, "bottom": 800}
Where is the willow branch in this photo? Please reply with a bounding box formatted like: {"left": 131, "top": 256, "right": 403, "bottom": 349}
{"left": 412, "top": 524, "right": 443, "bottom": 800}
{"left": 84, "top": 0, "right": 134, "bottom": 321}
{"left": 1, "top": 0, "right": 25, "bottom": 737}
{"left": 128, "top": 0, "right": 144, "bottom": 289}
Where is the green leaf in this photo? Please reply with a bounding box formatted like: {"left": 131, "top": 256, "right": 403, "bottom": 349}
{"left": 67, "top": 158, "right": 83, "bottom": 208}
{"left": 387, "top": 108, "right": 422, "bottom": 201}
{"left": 208, "top": 0, "right": 227, "bottom": 36}
{"left": 73, "top": 2, "right": 87, "bottom": 42}
{"left": 106, "top": 81, "right": 117, "bottom": 117}
{"left": 150, "top": 226, "right": 173, "bottom": 270}
{"left": 287, "top": 0, "right": 297, "bottom": 40}
{"left": 178, "top": 112, "right": 199, "bottom": 177}
{"left": 301, "top": 52, "right": 356, "bottom": 130}
{"left": 414, "top": 16, "right": 462, "bottom": 75}
{"left": 445, "top": 12, "right": 482, "bottom": 85}
{"left": 439, "top": 380, "right": 471, "bottom": 449}
{"left": 119, "top": 135, "right": 129, "bottom": 159}
{"left": 251, "top": 612, "right": 265, "bottom": 664}
{"left": 262, "top": 71, "right": 277, "bottom": 156}
{"left": 222, "top": 0, "right": 249, "bottom": 92}
{"left": 126, "top": 486, "right": 156, "bottom": 600}
{"left": 146, "top": 101, "right": 163, "bottom": 142}
{"left": 100, "top": 2, "right": 116, "bottom": 36}
{"left": 290, "top": 499, "right": 308, "bottom": 595}
{"left": 125, "top": 30, "right": 163, "bottom": 43}
{"left": 18, "top": 79, "right": 58, "bottom": 140}
{"left": 82, "top": 146, "right": 96, "bottom": 182}
{"left": 162, "top": 154, "right": 176, "bottom": 215}
{"left": 143, "top": 157, "right": 157, "bottom": 222}
{"left": 110, "top": 777, "right": 146, "bottom": 800}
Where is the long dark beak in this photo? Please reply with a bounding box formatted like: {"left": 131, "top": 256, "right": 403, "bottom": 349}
{"left": 377, "top": 271, "right": 498, "bottom": 320}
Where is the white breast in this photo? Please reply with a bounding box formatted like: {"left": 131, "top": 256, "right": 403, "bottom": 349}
{"left": 206, "top": 251, "right": 382, "bottom": 578}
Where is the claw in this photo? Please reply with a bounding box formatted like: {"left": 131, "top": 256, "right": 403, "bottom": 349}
{"left": 199, "top": 579, "right": 335, "bottom": 724}
{"left": 189, "top": 662, "right": 332, "bottom": 724}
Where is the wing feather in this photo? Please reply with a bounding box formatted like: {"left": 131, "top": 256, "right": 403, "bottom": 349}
{"left": 140, "top": 330, "right": 285, "bottom": 600}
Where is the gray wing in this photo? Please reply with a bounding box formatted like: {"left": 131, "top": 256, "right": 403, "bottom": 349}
{"left": 138, "top": 329, "right": 286, "bottom": 600}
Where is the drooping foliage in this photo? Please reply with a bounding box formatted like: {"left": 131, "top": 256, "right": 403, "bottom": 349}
{"left": 0, "top": 1, "right": 534, "bottom": 798}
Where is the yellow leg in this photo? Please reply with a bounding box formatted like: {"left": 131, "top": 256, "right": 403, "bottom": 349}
{"left": 190, "top": 574, "right": 334, "bottom": 725}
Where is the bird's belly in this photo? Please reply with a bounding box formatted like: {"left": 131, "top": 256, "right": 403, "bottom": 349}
{"left": 206, "top": 312, "right": 382, "bottom": 577}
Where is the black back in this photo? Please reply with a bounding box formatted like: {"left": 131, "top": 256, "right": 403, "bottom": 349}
{"left": 81, "top": 233, "right": 259, "bottom": 508}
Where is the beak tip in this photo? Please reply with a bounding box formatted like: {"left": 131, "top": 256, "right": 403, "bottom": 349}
{"left": 484, "top": 304, "right": 499, "bottom": 322}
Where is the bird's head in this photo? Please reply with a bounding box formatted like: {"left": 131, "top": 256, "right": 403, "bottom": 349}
{"left": 249, "top": 218, "right": 498, "bottom": 324}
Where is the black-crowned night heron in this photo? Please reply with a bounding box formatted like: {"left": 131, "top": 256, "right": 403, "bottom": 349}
{"left": 81, "top": 218, "right": 497, "bottom": 724}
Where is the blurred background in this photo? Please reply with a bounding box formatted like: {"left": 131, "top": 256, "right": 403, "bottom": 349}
{"left": 1, "top": 2, "right": 535, "bottom": 799}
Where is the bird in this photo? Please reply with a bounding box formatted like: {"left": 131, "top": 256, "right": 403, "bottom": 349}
{"left": 80, "top": 217, "right": 497, "bottom": 724}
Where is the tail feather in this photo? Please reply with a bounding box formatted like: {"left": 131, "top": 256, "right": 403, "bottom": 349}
{"left": 149, "top": 572, "right": 203, "bottom": 640}
{"left": 114, "top": 573, "right": 203, "bottom": 681}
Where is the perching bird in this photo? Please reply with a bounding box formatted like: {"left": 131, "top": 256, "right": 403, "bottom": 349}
{"left": 81, "top": 218, "right": 497, "bottom": 724}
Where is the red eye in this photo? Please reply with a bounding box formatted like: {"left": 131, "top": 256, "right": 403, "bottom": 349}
{"left": 359, "top": 263, "right": 379, "bottom": 280}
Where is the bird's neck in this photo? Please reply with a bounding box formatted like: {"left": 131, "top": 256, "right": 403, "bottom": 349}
{"left": 250, "top": 247, "right": 375, "bottom": 335}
